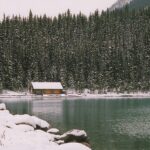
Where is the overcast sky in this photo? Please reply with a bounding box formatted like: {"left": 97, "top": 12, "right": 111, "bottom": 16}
{"left": 0, "top": 0, "right": 117, "bottom": 19}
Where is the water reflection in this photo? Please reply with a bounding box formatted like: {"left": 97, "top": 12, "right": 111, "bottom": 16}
{"left": 0, "top": 99, "right": 32, "bottom": 114}
{"left": 1, "top": 98, "right": 150, "bottom": 150}
{"left": 31, "top": 99, "right": 64, "bottom": 126}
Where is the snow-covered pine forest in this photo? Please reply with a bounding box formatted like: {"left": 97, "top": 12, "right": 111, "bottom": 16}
{"left": 0, "top": 7, "right": 150, "bottom": 92}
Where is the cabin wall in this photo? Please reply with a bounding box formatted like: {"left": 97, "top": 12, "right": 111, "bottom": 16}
{"left": 32, "top": 89, "right": 42, "bottom": 95}
{"left": 43, "top": 89, "right": 63, "bottom": 94}
{"left": 31, "top": 88, "right": 63, "bottom": 95}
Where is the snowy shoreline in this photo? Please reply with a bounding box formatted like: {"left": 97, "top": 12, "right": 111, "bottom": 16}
{"left": 1, "top": 90, "right": 150, "bottom": 99}
{"left": 0, "top": 103, "right": 91, "bottom": 150}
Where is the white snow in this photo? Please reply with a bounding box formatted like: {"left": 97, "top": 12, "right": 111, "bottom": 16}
{"left": 64, "top": 129, "right": 87, "bottom": 137}
{"left": 83, "top": 92, "right": 150, "bottom": 99}
{"left": 0, "top": 103, "right": 6, "bottom": 110}
{"left": 31, "top": 82, "right": 63, "bottom": 90}
{"left": 13, "top": 124, "right": 34, "bottom": 132}
{"left": 14, "top": 114, "right": 37, "bottom": 128}
{"left": 1, "top": 90, "right": 25, "bottom": 96}
{"left": 47, "top": 128, "right": 60, "bottom": 134}
{"left": 13, "top": 114, "right": 50, "bottom": 129}
{"left": 31, "top": 116, "right": 50, "bottom": 129}
{"left": 0, "top": 126, "right": 57, "bottom": 150}
{"left": 1, "top": 89, "right": 150, "bottom": 100}
{"left": 55, "top": 140, "right": 64, "bottom": 145}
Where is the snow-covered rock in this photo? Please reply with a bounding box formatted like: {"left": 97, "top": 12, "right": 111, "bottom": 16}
{"left": 65, "top": 129, "right": 87, "bottom": 137}
{"left": 31, "top": 116, "right": 50, "bottom": 129}
{"left": 0, "top": 126, "right": 58, "bottom": 150}
{"left": 14, "top": 124, "right": 34, "bottom": 132}
{"left": 0, "top": 126, "right": 90, "bottom": 150}
{"left": 0, "top": 103, "right": 6, "bottom": 110}
{"left": 13, "top": 114, "right": 50, "bottom": 130}
{"left": 57, "top": 129, "right": 88, "bottom": 143}
{"left": 14, "top": 114, "right": 36, "bottom": 128}
{"left": 47, "top": 128, "right": 60, "bottom": 134}
{"left": 0, "top": 110, "right": 16, "bottom": 129}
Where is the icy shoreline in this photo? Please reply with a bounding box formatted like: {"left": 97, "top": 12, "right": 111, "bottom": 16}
{"left": 0, "top": 103, "right": 91, "bottom": 150}
{"left": 82, "top": 92, "right": 150, "bottom": 99}
{"left": 1, "top": 90, "right": 150, "bottom": 99}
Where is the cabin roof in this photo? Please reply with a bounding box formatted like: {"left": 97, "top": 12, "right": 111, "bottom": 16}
{"left": 31, "top": 82, "right": 63, "bottom": 90}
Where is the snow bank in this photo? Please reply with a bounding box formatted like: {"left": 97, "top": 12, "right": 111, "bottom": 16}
{"left": 1, "top": 90, "right": 25, "bottom": 96}
{"left": 0, "top": 126, "right": 57, "bottom": 150}
{"left": 2, "top": 89, "right": 150, "bottom": 100}
{"left": 14, "top": 124, "right": 34, "bottom": 132}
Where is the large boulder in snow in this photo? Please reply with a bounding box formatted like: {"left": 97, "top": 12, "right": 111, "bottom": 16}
{"left": 14, "top": 124, "right": 34, "bottom": 132}
{"left": 14, "top": 114, "right": 50, "bottom": 130}
{"left": 14, "top": 114, "right": 36, "bottom": 128}
{"left": 31, "top": 116, "right": 50, "bottom": 131}
{"left": 56, "top": 129, "right": 89, "bottom": 144}
{"left": 0, "top": 103, "right": 6, "bottom": 110}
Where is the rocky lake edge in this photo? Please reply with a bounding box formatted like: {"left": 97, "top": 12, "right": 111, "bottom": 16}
{"left": 0, "top": 103, "right": 91, "bottom": 150}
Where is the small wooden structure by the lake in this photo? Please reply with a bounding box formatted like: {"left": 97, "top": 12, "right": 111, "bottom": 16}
{"left": 30, "top": 82, "right": 63, "bottom": 95}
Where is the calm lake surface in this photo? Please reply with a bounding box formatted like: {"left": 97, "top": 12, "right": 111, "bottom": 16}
{"left": 1, "top": 98, "right": 150, "bottom": 150}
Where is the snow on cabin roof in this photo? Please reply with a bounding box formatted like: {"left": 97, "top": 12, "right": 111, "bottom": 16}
{"left": 31, "top": 82, "right": 63, "bottom": 90}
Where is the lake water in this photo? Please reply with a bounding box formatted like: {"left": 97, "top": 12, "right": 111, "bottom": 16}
{"left": 1, "top": 98, "right": 150, "bottom": 150}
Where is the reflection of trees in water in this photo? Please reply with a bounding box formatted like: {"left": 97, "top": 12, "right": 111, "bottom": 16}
{"left": 62, "top": 100, "right": 110, "bottom": 130}
{"left": 62, "top": 99, "right": 150, "bottom": 150}
{"left": 31, "top": 100, "right": 64, "bottom": 126}
{"left": 0, "top": 100, "right": 32, "bottom": 115}
{"left": 2, "top": 99, "right": 150, "bottom": 150}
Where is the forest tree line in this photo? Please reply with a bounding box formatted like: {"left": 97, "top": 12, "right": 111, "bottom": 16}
{"left": 0, "top": 7, "right": 150, "bottom": 92}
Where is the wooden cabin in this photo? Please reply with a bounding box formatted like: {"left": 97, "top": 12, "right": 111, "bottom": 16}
{"left": 30, "top": 82, "right": 63, "bottom": 95}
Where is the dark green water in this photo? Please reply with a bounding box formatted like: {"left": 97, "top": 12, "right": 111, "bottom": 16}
{"left": 1, "top": 98, "right": 150, "bottom": 150}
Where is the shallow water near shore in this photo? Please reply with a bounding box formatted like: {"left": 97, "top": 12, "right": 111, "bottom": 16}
{"left": 1, "top": 98, "right": 150, "bottom": 150}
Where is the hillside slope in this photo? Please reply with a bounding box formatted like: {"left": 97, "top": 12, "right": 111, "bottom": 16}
{"left": 110, "top": 0, "right": 150, "bottom": 10}
{"left": 129, "top": 0, "right": 150, "bottom": 10}
{"left": 110, "top": 0, "right": 132, "bottom": 11}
